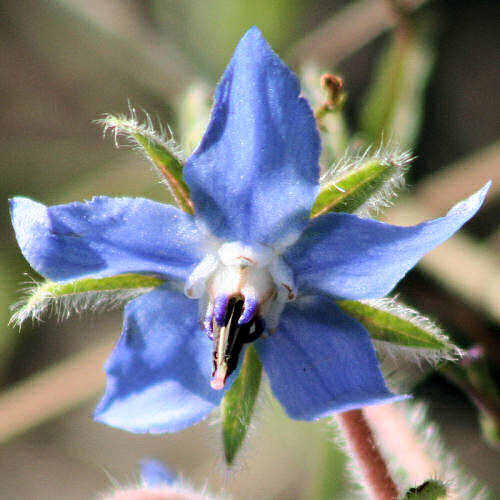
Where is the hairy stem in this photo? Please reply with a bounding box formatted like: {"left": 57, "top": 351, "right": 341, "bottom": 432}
{"left": 337, "top": 409, "right": 399, "bottom": 500}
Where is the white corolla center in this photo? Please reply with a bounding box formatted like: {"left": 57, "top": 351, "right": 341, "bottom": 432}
{"left": 184, "top": 232, "right": 298, "bottom": 390}
{"left": 184, "top": 240, "right": 296, "bottom": 333}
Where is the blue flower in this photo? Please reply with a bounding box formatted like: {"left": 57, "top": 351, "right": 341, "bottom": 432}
{"left": 139, "top": 458, "right": 175, "bottom": 487}
{"left": 10, "top": 27, "right": 489, "bottom": 433}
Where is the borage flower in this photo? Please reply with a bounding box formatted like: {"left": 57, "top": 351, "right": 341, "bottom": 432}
{"left": 10, "top": 27, "right": 489, "bottom": 433}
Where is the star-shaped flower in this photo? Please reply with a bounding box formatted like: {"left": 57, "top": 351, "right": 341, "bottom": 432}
{"left": 10, "top": 27, "right": 489, "bottom": 433}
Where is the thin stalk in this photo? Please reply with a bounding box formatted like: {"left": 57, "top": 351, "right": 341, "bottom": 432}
{"left": 337, "top": 409, "right": 399, "bottom": 500}
{"left": 0, "top": 337, "right": 113, "bottom": 443}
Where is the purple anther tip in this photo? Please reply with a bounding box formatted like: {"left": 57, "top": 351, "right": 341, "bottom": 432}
{"left": 213, "top": 295, "right": 229, "bottom": 326}
{"left": 238, "top": 297, "right": 259, "bottom": 325}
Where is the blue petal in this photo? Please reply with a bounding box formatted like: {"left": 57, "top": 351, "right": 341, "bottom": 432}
{"left": 286, "top": 183, "right": 490, "bottom": 300}
{"left": 140, "top": 459, "right": 175, "bottom": 486}
{"left": 94, "top": 285, "right": 229, "bottom": 433}
{"left": 184, "top": 27, "right": 320, "bottom": 246}
{"left": 10, "top": 196, "right": 203, "bottom": 282}
{"left": 256, "top": 296, "right": 403, "bottom": 420}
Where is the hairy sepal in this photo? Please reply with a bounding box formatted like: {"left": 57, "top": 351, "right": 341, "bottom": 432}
{"left": 221, "top": 345, "right": 262, "bottom": 466}
{"left": 403, "top": 479, "right": 447, "bottom": 499}
{"left": 11, "top": 274, "right": 164, "bottom": 327}
{"left": 311, "top": 147, "right": 412, "bottom": 217}
{"left": 99, "top": 108, "right": 194, "bottom": 214}
{"left": 337, "top": 298, "right": 461, "bottom": 365}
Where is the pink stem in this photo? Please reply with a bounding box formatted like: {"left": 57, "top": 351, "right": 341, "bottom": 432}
{"left": 338, "top": 409, "right": 399, "bottom": 500}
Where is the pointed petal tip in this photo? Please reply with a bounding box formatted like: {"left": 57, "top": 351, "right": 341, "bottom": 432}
{"left": 9, "top": 196, "right": 43, "bottom": 217}
{"left": 242, "top": 25, "right": 263, "bottom": 39}
{"left": 452, "top": 180, "right": 491, "bottom": 214}
{"left": 287, "top": 180, "right": 493, "bottom": 301}
{"left": 237, "top": 26, "right": 266, "bottom": 49}
{"left": 231, "top": 25, "right": 278, "bottom": 71}
{"left": 476, "top": 179, "right": 492, "bottom": 202}
{"left": 184, "top": 24, "right": 320, "bottom": 245}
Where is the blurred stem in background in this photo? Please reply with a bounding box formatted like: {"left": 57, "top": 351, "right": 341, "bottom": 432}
{"left": 442, "top": 347, "right": 500, "bottom": 449}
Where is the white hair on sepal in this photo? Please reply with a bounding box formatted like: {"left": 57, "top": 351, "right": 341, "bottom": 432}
{"left": 375, "top": 342, "right": 455, "bottom": 396}
{"left": 96, "top": 102, "right": 185, "bottom": 163}
{"left": 374, "top": 339, "right": 462, "bottom": 369}
{"left": 9, "top": 277, "right": 154, "bottom": 328}
{"left": 353, "top": 296, "right": 462, "bottom": 395}
{"left": 362, "top": 297, "right": 462, "bottom": 389}
{"left": 320, "top": 142, "right": 414, "bottom": 217}
{"left": 367, "top": 297, "right": 462, "bottom": 361}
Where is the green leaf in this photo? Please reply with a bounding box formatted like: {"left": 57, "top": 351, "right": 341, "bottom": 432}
{"left": 11, "top": 274, "right": 164, "bottom": 327}
{"left": 359, "top": 22, "right": 436, "bottom": 150}
{"left": 403, "top": 479, "right": 447, "bottom": 499}
{"left": 311, "top": 151, "right": 411, "bottom": 217}
{"left": 337, "top": 298, "right": 458, "bottom": 358}
{"left": 100, "top": 111, "right": 194, "bottom": 214}
{"left": 221, "top": 344, "right": 262, "bottom": 466}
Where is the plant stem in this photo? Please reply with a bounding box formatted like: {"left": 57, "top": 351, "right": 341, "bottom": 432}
{"left": 337, "top": 409, "right": 399, "bottom": 500}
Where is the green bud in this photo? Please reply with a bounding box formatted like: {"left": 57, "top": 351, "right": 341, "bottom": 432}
{"left": 403, "top": 479, "right": 447, "bottom": 499}
{"left": 311, "top": 149, "right": 411, "bottom": 217}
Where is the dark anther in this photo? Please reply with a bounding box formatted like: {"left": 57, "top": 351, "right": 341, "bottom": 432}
{"left": 211, "top": 298, "right": 264, "bottom": 384}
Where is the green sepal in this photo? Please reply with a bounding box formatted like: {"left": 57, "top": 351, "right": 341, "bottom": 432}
{"left": 403, "top": 479, "right": 447, "bottom": 499}
{"left": 11, "top": 274, "right": 164, "bottom": 327}
{"left": 359, "top": 22, "right": 436, "bottom": 150}
{"left": 221, "top": 344, "right": 262, "bottom": 466}
{"left": 337, "top": 299, "right": 457, "bottom": 356}
{"left": 310, "top": 154, "right": 409, "bottom": 217}
{"left": 100, "top": 112, "right": 194, "bottom": 214}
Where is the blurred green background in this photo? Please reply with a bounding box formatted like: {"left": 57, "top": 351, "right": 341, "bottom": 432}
{"left": 1, "top": 0, "right": 499, "bottom": 498}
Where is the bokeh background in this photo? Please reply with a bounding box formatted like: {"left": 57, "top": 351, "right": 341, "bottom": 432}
{"left": 0, "top": 0, "right": 499, "bottom": 498}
